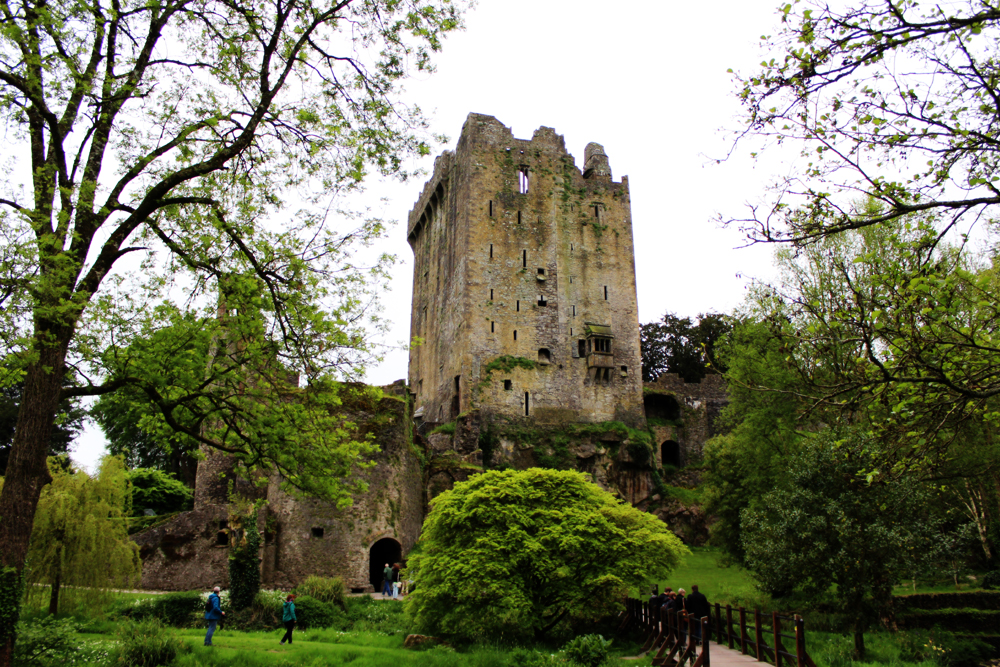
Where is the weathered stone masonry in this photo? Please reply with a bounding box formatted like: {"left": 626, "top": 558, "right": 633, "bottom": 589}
{"left": 131, "top": 114, "right": 729, "bottom": 589}
{"left": 407, "top": 113, "right": 645, "bottom": 428}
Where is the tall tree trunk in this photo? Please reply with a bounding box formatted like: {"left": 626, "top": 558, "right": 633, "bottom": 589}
{"left": 0, "top": 341, "right": 69, "bottom": 666}
{"left": 48, "top": 567, "right": 61, "bottom": 617}
{"left": 853, "top": 626, "right": 865, "bottom": 661}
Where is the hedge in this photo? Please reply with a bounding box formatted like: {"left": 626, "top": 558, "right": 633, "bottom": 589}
{"left": 899, "top": 608, "right": 1000, "bottom": 632}
{"left": 895, "top": 591, "right": 1000, "bottom": 611}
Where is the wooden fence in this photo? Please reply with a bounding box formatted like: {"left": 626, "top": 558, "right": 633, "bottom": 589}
{"left": 619, "top": 598, "right": 816, "bottom": 667}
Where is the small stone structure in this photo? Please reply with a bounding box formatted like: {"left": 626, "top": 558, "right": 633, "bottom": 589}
{"left": 134, "top": 384, "right": 423, "bottom": 592}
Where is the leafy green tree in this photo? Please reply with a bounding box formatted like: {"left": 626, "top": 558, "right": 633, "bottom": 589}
{"left": 741, "top": 431, "right": 941, "bottom": 659}
{"left": 127, "top": 468, "right": 193, "bottom": 516}
{"left": 92, "top": 384, "right": 199, "bottom": 487}
{"left": 729, "top": 0, "right": 1000, "bottom": 243}
{"left": 0, "top": 0, "right": 465, "bottom": 659}
{"left": 19, "top": 457, "right": 141, "bottom": 616}
{"left": 640, "top": 312, "right": 731, "bottom": 383}
{"left": 405, "top": 468, "right": 690, "bottom": 643}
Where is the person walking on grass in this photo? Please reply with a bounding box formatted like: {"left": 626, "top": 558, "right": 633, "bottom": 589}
{"left": 280, "top": 594, "right": 297, "bottom": 645}
{"left": 204, "top": 586, "right": 225, "bottom": 646}
{"left": 382, "top": 562, "right": 393, "bottom": 596}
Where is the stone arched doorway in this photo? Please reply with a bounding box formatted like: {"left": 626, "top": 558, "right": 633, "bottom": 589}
{"left": 661, "top": 440, "right": 681, "bottom": 468}
{"left": 369, "top": 537, "right": 402, "bottom": 591}
{"left": 644, "top": 393, "right": 681, "bottom": 421}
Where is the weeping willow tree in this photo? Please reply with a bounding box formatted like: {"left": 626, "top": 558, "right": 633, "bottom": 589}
{"left": 21, "top": 457, "right": 140, "bottom": 615}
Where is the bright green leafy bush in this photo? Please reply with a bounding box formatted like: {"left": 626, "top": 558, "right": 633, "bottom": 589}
{"left": 405, "top": 468, "right": 689, "bottom": 642}
{"left": 562, "top": 633, "right": 613, "bottom": 667}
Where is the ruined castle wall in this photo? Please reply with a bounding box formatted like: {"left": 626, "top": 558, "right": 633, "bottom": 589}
{"left": 134, "top": 389, "right": 422, "bottom": 592}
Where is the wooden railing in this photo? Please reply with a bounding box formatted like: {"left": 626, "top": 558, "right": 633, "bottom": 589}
{"left": 619, "top": 598, "right": 816, "bottom": 667}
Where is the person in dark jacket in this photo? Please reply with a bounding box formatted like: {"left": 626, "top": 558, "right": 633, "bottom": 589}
{"left": 204, "top": 586, "right": 225, "bottom": 646}
{"left": 280, "top": 594, "right": 297, "bottom": 645}
{"left": 686, "top": 585, "right": 711, "bottom": 641}
{"left": 382, "top": 563, "right": 393, "bottom": 596}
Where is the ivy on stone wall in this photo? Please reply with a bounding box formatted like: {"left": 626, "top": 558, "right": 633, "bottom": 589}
{"left": 0, "top": 566, "right": 24, "bottom": 644}
{"left": 227, "top": 507, "right": 261, "bottom": 611}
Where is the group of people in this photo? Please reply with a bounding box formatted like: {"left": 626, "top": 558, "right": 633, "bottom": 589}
{"left": 649, "top": 584, "right": 711, "bottom": 638}
{"left": 381, "top": 562, "right": 405, "bottom": 598}
{"left": 202, "top": 586, "right": 298, "bottom": 647}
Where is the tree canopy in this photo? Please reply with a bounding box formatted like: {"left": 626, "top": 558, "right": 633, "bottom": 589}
{"left": 405, "top": 468, "right": 689, "bottom": 643}
{"left": 729, "top": 0, "right": 1000, "bottom": 243}
{"left": 639, "top": 312, "right": 730, "bottom": 383}
{"left": 18, "top": 457, "right": 141, "bottom": 617}
{"left": 0, "top": 0, "right": 466, "bottom": 661}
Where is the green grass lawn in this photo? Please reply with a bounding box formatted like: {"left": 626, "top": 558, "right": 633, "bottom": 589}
{"left": 648, "top": 547, "right": 757, "bottom": 605}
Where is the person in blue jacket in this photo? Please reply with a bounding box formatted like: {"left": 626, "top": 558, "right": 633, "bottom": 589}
{"left": 204, "top": 586, "right": 226, "bottom": 646}
{"left": 280, "top": 594, "right": 297, "bottom": 645}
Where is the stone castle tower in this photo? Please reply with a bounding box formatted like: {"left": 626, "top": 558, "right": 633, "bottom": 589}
{"left": 407, "top": 113, "right": 645, "bottom": 427}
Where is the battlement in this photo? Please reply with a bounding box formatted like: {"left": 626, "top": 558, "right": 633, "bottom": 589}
{"left": 406, "top": 113, "right": 645, "bottom": 427}
{"left": 645, "top": 373, "right": 728, "bottom": 401}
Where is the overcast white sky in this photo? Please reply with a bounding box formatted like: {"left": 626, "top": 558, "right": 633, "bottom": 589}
{"left": 72, "top": 0, "right": 794, "bottom": 470}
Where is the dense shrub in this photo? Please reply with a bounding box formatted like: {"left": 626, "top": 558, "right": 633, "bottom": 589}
{"left": 294, "top": 595, "right": 346, "bottom": 630}
{"left": 222, "top": 591, "right": 286, "bottom": 632}
{"left": 345, "top": 595, "right": 406, "bottom": 634}
{"left": 118, "top": 591, "right": 202, "bottom": 627}
{"left": 983, "top": 571, "right": 1000, "bottom": 591}
{"left": 406, "top": 469, "right": 688, "bottom": 642}
{"left": 896, "top": 590, "right": 1000, "bottom": 610}
{"left": 294, "top": 575, "right": 346, "bottom": 609}
{"left": 110, "top": 617, "right": 188, "bottom": 667}
{"left": 509, "top": 648, "right": 563, "bottom": 667}
{"left": 935, "top": 633, "right": 995, "bottom": 667}
{"left": 228, "top": 509, "right": 261, "bottom": 611}
{"left": 12, "top": 617, "right": 81, "bottom": 666}
{"left": 562, "top": 634, "right": 612, "bottom": 667}
{"left": 899, "top": 608, "right": 1000, "bottom": 632}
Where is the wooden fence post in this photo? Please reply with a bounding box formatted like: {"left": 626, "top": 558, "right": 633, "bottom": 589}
{"left": 702, "top": 617, "right": 711, "bottom": 667}
{"left": 739, "top": 607, "right": 747, "bottom": 655}
{"left": 795, "top": 615, "right": 805, "bottom": 667}
{"left": 773, "top": 612, "right": 781, "bottom": 667}
{"left": 755, "top": 609, "right": 764, "bottom": 662}
{"left": 715, "top": 603, "right": 722, "bottom": 645}
{"left": 727, "top": 605, "right": 734, "bottom": 650}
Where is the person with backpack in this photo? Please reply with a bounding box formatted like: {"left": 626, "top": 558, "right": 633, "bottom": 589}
{"left": 280, "top": 594, "right": 297, "bottom": 645}
{"left": 204, "top": 586, "right": 225, "bottom": 646}
{"left": 391, "top": 563, "right": 402, "bottom": 599}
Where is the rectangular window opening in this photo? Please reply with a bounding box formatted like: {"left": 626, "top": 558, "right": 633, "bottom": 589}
{"left": 594, "top": 205, "right": 600, "bottom": 219}
{"left": 517, "top": 210, "right": 522, "bottom": 224}
{"left": 490, "top": 289, "right": 494, "bottom": 300}
{"left": 514, "top": 330, "right": 518, "bottom": 341}
{"left": 518, "top": 168, "right": 529, "bottom": 194}
{"left": 504, "top": 379, "right": 512, "bottom": 390}
{"left": 491, "top": 321, "right": 495, "bottom": 333}
{"left": 537, "top": 296, "right": 547, "bottom": 307}
{"left": 524, "top": 392, "right": 530, "bottom": 416}
{"left": 621, "top": 365, "right": 628, "bottom": 377}
{"left": 572, "top": 305, "right": 576, "bottom": 316}
{"left": 489, "top": 200, "right": 494, "bottom": 217}
{"left": 570, "top": 243, "right": 574, "bottom": 251}
{"left": 537, "top": 267, "right": 545, "bottom": 275}
{"left": 604, "top": 286, "right": 608, "bottom": 300}
{"left": 311, "top": 527, "right": 324, "bottom": 538}
{"left": 522, "top": 250, "right": 527, "bottom": 267}
{"left": 489, "top": 243, "right": 493, "bottom": 258}
{"left": 516, "top": 300, "right": 520, "bottom": 312}
{"left": 578, "top": 340, "right": 586, "bottom": 357}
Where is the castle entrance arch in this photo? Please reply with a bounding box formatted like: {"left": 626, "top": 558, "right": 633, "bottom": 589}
{"left": 369, "top": 537, "right": 402, "bottom": 591}
{"left": 661, "top": 440, "right": 681, "bottom": 468}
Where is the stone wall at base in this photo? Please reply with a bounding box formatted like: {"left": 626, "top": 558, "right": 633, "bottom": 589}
{"left": 134, "top": 506, "right": 231, "bottom": 591}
